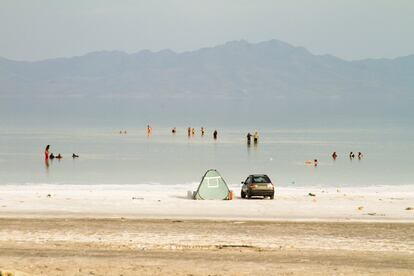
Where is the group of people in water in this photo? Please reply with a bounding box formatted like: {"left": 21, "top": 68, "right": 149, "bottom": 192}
{"left": 246, "top": 132, "right": 259, "bottom": 144}
{"left": 305, "top": 151, "right": 364, "bottom": 167}
{"left": 171, "top": 127, "right": 218, "bottom": 140}
{"left": 45, "top": 129, "right": 365, "bottom": 171}
{"left": 184, "top": 127, "right": 203, "bottom": 136}
{"left": 44, "top": 145, "right": 79, "bottom": 161}
{"left": 123, "top": 126, "right": 259, "bottom": 143}
{"left": 332, "top": 151, "right": 364, "bottom": 160}
{"left": 117, "top": 126, "right": 219, "bottom": 139}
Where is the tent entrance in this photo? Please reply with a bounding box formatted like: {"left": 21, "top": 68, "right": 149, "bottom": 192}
{"left": 205, "top": 176, "right": 221, "bottom": 188}
{"left": 194, "top": 169, "right": 231, "bottom": 200}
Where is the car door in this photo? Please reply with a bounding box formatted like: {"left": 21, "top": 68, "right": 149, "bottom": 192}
{"left": 243, "top": 176, "right": 251, "bottom": 192}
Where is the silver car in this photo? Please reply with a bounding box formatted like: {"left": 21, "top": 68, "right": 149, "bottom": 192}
{"left": 241, "top": 174, "right": 275, "bottom": 199}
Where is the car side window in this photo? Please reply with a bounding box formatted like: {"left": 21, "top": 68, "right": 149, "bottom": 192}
{"left": 244, "top": 177, "right": 250, "bottom": 184}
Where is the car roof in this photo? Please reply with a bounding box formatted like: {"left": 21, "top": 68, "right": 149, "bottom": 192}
{"left": 249, "top": 174, "right": 268, "bottom": 177}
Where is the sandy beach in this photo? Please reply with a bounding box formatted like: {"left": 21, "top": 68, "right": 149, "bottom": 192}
{"left": 0, "top": 218, "right": 413, "bottom": 275}
{"left": 0, "top": 184, "right": 413, "bottom": 275}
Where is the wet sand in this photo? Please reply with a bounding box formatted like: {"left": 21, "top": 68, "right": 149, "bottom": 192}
{"left": 0, "top": 218, "right": 413, "bottom": 275}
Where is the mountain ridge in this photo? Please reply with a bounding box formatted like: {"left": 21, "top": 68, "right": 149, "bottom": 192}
{"left": 5, "top": 39, "right": 413, "bottom": 64}
{"left": 0, "top": 39, "right": 413, "bottom": 125}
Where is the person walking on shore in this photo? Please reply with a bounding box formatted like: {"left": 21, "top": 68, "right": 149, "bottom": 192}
{"left": 213, "top": 130, "right": 218, "bottom": 140}
{"left": 201, "top": 127, "right": 205, "bottom": 136}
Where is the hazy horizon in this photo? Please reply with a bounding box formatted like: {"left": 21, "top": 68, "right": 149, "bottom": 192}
{"left": 1, "top": 38, "right": 413, "bottom": 127}
{"left": 1, "top": 0, "right": 413, "bottom": 61}
{"left": 1, "top": 38, "right": 414, "bottom": 63}
{"left": 1, "top": 1, "right": 413, "bottom": 128}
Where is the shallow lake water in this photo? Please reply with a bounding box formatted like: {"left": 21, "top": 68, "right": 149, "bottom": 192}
{"left": 0, "top": 126, "right": 413, "bottom": 187}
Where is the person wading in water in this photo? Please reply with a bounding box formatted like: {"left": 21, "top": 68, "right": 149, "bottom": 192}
{"left": 247, "top": 132, "right": 252, "bottom": 144}
{"left": 45, "top": 145, "right": 50, "bottom": 160}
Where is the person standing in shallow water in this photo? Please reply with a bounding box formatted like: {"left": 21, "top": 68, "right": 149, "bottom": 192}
{"left": 213, "top": 130, "right": 218, "bottom": 140}
{"left": 332, "top": 152, "right": 337, "bottom": 160}
{"left": 201, "top": 127, "right": 205, "bottom": 136}
{"left": 247, "top": 132, "right": 252, "bottom": 144}
{"left": 253, "top": 132, "right": 259, "bottom": 144}
{"left": 45, "top": 145, "right": 50, "bottom": 160}
{"left": 44, "top": 145, "right": 50, "bottom": 169}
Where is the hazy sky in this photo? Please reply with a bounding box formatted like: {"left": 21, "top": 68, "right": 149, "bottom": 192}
{"left": 1, "top": 0, "right": 413, "bottom": 61}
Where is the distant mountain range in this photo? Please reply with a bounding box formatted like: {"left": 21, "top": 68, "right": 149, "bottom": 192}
{"left": 1, "top": 40, "right": 413, "bottom": 126}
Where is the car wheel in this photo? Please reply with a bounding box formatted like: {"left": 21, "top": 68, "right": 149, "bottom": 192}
{"left": 247, "top": 191, "right": 251, "bottom": 199}
{"left": 241, "top": 190, "right": 246, "bottom": 199}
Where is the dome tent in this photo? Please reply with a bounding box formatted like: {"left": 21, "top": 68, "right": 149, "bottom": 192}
{"left": 194, "top": 169, "right": 231, "bottom": 200}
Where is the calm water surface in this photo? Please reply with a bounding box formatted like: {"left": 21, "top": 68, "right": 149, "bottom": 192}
{"left": 0, "top": 126, "right": 413, "bottom": 187}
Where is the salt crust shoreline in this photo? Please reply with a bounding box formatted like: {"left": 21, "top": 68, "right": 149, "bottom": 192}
{"left": 0, "top": 184, "right": 413, "bottom": 222}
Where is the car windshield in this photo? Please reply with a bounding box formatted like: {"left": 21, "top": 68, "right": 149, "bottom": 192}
{"left": 252, "top": 175, "right": 271, "bottom": 183}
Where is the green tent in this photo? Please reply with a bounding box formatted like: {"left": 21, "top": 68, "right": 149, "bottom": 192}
{"left": 194, "top": 169, "right": 231, "bottom": 200}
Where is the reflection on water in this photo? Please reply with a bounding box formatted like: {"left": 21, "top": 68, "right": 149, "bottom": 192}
{"left": 0, "top": 126, "right": 413, "bottom": 187}
{"left": 44, "top": 158, "right": 49, "bottom": 172}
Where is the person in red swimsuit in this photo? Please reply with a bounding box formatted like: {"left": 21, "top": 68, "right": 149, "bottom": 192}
{"left": 45, "top": 145, "right": 50, "bottom": 160}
